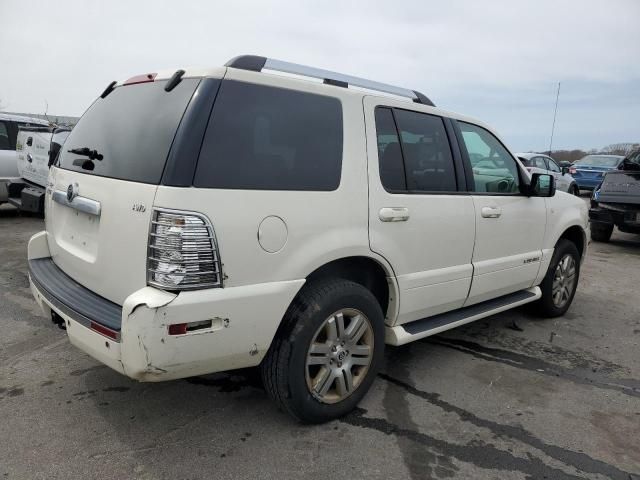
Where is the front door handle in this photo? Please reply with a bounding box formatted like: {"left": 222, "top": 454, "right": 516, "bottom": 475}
{"left": 481, "top": 206, "right": 502, "bottom": 218}
{"left": 379, "top": 207, "right": 410, "bottom": 222}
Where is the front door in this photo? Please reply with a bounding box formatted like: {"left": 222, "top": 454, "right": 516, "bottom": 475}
{"left": 365, "top": 97, "right": 476, "bottom": 325}
{"left": 455, "top": 121, "right": 547, "bottom": 305}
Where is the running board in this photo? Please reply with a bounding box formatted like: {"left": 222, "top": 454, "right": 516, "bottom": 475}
{"left": 385, "top": 287, "right": 541, "bottom": 346}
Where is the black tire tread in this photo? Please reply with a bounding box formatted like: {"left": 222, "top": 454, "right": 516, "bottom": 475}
{"left": 261, "top": 278, "right": 379, "bottom": 422}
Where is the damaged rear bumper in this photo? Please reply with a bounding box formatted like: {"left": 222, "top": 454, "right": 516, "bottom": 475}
{"left": 27, "top": 231, "right": 305, "bottom": 382}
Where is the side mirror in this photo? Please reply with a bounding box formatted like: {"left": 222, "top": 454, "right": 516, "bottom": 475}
{"left": 528, "top": 173, "right": 556, "bottom": 197}
{"left": 561, "top": 166, "right": 569, "bottom": 175}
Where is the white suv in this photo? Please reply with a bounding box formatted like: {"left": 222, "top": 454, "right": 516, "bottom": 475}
{"left": 27, "top": 56, "right": 588, "bottom": 423}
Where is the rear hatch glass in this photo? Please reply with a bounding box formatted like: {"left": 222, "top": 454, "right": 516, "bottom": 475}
{"left": 58, "top": 79, "right": 199, "bottom": 184}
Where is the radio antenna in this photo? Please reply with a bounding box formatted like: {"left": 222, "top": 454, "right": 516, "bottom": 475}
{"left": 548, "top": 82, "right": 561, "bottom": 156}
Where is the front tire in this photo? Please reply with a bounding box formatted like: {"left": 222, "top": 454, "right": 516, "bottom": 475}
{"left": 261, "top": 279, "right": 384, "bottom": 423}
{"left": 536, "top": 239, "right": 580, "bottom": 318}
{"left": 591, "top": 223, "right": 613, "bottom": 242}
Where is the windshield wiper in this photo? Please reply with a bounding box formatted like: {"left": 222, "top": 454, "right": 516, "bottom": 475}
{"left": 68, "top": 147, "right": 103, "bottom": 161}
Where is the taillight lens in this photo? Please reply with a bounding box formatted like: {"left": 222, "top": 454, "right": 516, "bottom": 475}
{"left": 147, "top": 209, "right": 222, "bottom": 290}
{"left": 569, "top": 166, "right": 576, "bottom": 175}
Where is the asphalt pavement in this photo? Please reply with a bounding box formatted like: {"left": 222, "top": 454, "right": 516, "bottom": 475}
{"left": 1, "top": 203, "right": 639, "bottom": 480}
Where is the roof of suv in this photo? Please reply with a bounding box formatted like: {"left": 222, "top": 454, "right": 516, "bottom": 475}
{"left": 115, "top": 56, "right": 503, "bottom": 145}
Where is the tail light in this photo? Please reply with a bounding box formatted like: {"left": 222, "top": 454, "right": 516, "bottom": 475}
{"left": 569, "top": 166, "right": 576, "bottom": 175}
{"left": 147, "top": 209, "right": 223, "bottom": 290}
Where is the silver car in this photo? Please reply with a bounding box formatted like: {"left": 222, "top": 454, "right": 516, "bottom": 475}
{"left": 517, "top": 152, "right": 579, "bottom": 195}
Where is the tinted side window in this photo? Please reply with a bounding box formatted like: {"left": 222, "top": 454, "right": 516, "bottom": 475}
{"left": 459, "top": 122, "right": 520, "bottom": 194}
{"left": 194, "top": 81, "right": 343, "bottom": 191}
{"left": 0, "top": 122, "right": 9, "bottom": 150}
{"left": 375, "top": 107, "right": 405, "bottom": 191}
{"left": 393, "top": 109, "right": 456, "bottom": 192}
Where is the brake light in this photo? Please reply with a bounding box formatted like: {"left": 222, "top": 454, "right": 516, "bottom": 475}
{"left": 569, "top": 166, "right": 576, "bottom": 174}
{"left": 124, "top": 72, "right": 157, "bottom": 85}
{"left": 147, "top": 209, "right": 223, "bottom": 290}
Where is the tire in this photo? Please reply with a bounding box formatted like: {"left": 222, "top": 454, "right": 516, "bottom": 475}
{"left": 591, "top": 223, "right": 613, "bottom": 242}
{"left": 261, "top": 278, "right": 385, "bottom": 423}
{"left": 535, "top": 239, "right": 580, "bottom": 318}
{"left": 571, "top": 185, "right": 580, "bottom": 196}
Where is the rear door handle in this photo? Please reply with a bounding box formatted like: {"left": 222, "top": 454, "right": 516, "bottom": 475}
{"left": 481, "top": 206, "right": 502, "bottom": 218}
{"left": 379, "top": 207, "right": 410, "bottom": 222}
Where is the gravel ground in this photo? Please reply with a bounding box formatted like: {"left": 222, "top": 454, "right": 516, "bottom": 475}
{"left": 1, "top": 202, "right": 639, "bottom": 480}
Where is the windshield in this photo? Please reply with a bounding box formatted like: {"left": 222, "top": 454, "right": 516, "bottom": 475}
{"left": 58, "top": 79, "right": 198, "bottom": 184}
{"left": 575, "top": 155, "right": 621, "bottom": 168}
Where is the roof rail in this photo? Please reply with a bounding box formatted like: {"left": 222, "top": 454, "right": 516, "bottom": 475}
{"left": 225, "top": 55, "right": 435, "bottom": 107}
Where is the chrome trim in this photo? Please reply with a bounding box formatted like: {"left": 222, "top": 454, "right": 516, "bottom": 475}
{"left": 263, "top": 58, "right": 421, "bottom": 102}
{"left": 52, "top": 189, "right": 101, "bottom": 216}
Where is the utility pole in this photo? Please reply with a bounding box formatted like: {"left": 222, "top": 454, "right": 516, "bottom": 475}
{"left": 548, "top": 82, "right": 561, "bottom": 156}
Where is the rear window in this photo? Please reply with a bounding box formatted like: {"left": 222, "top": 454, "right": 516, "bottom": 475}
{"left": 194, "top": 80, "right": 343, "bottom": 191}
{"left": 575, "top": 155, "right": 622, "bottom": 168}
{"left": 58, "top": 79, "right": 198, "bottom": 184}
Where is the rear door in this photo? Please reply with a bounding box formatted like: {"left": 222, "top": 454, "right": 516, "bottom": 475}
{"left": 455, "top": 120, "right": 546, "bottom": 305}
{"left": 365, "top": 98, "right": 475, "bottom": 324}
{"left": 46, "top": 77, "right": 200, "bottom": 305}
{"left": 18, "top": 130, "right": 52, "bottom": 186}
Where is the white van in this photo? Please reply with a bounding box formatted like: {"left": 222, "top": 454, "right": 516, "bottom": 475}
{"left": 10, "top": 126, "right": 71, "bottom": 213}
{"left": 27, "top": 56, "right": 589, "bottom": 422}
{"left": 0, "top": 113, "right": 49, "bottom": 205}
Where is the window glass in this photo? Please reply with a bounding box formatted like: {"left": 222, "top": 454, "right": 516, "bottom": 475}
{"left": 195, "top": 80, "right": 343, "bottom": 191}
{"left": 59, "top": 79, "right": 198, "bottom": 184}
{"left": 375, "top": 107, "right": 405, "bottom": 191}
{"left": 393, "top": 109, "right": 456, "bottom": 191}
{"left": 459, "top": 122, "right": 520, "bottom": 193}
{"left": 533, "top": 157, "right": 547, "bottom": 170}
{"left": 546, "top": 158, "right": 561, "bottom": 172}
{"left": 0, "top": 122, "right": 9, "bottom": 150}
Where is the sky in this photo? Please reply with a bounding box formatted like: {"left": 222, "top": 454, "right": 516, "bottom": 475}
{"left": 1, "top": 0, "right": 638, "bottom": 152}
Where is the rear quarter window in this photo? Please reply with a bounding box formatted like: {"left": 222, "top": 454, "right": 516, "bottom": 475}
{"left": 194, "top": 80, "right": 343, "bottom": 191}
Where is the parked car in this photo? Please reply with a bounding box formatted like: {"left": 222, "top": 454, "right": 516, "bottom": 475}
{"left": 570, "top": 154, "right": 625, "bottom": 191}
{"left": 589, "top": 151, "right": 640, "bottom": 241}
{"left": 9, "top": 125, "right": 71, "bottom": 213}
{"left": 0, "top": 113, "right": 49, "bottom": 205}
{"left": 517, "top": 153, "right": 579, "bottom": 195}
{"left": 27, "top": 55, "right": 588, "bottom": 423}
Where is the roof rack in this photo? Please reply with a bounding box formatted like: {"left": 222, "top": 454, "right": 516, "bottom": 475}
{"left": 225, "top": 55, "right": 435, "bottom": 107}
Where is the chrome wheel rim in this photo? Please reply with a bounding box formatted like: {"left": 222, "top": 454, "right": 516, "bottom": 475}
{"left": 552, "top": 254, "right": 577, "bottom": 308}
{"left": 305, "top": 308, "right": 374, "bottom": 404}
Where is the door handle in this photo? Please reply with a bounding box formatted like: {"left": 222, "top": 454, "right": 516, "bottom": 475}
{"left": 481, "top": 206, "right": 502, "bottom": 218}
{"left": 379, "top": 207, "right": 410, "bottom": 222}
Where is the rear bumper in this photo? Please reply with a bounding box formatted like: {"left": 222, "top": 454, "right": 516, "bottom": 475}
{"left": 574, "top": 177, "right": 603, "bottom": 190}
{"left": 589, "top": 205, "right": 640, "bottom": 232}
{"left": 28, "top": 231, "right": 305, "bottom": 382}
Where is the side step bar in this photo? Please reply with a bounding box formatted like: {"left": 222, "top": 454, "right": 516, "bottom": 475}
{"left": 385, "top": 287, "right": 541, "bottom": 346}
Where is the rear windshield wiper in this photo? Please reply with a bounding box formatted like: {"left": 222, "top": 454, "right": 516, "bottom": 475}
{"left": 68, "top": 147, "right": 103, "bottom": 161}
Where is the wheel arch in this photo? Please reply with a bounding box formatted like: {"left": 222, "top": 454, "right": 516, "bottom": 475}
{"left": 557, "top": 225, "right": 587, "bottom": 261}
{"left": 303, "top": 255, "right": 399, "bottom": 325}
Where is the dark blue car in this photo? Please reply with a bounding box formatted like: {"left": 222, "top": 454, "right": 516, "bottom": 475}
{"left": 571, "top": 154, "right": 625, "bottom": 191}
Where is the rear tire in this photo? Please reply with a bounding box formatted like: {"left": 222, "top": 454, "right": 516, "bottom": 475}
{"left": 571, "top": 185, "right": 580, "bottom": 196}
{"left": 261, "top": 278, "right": 384, "bottom": 423}
{"left": 591, "top": 223, "right": 613, "bottom": 242}
{"left": 535, "top": 239, "right": 580, "bottom": 318}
